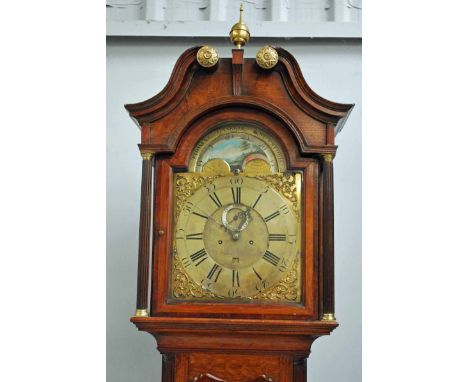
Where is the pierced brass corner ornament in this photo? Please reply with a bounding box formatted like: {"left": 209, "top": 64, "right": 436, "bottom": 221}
{"left": 230, "top": 3, "right": 250, "bottom": 49}
{"left": 196, "top": 46, "right": 219, "bottom": 68}
{"left": 134, "top": 309, "right": 149, "bottom": 317}
{"left": 256, "top": 46, "right": 279, "bottom": 69}
{"left": 321, "top": 313, "right": 337, "bottom": 321}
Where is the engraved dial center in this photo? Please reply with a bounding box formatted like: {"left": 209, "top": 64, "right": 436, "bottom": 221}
{"left": 204, "top": 205, "right": 268, "bottom": 270}
{"left": 221, "top": 204, "right": 252, "bottom": 240}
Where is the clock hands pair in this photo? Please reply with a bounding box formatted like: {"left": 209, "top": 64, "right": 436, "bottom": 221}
{"left": 192, "top": 203, "right": 252, "bottom": 241}
{"left": 222, "top": 205, "right": 252, "bottom": 241}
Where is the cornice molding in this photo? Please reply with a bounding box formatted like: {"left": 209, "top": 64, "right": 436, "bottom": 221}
{"left": 131, "top": 316, "right": 338, "bottom": 336}
{"left": 124, "top": 46, "right": 354, "bottom": 133}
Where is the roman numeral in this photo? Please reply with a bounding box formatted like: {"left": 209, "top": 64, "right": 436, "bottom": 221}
{"left": 231, "top": 187, "right": 241, "bottom": 204}
{"left": 192, "top": 211, "right": 208, "bottom": 220}
{"left": 263, "top": 250, "right": 280, "bottom": 266}
{"left": 207, "top": 264, "right": 222, "bottom": 282}
{"left": 269, "top": 233, "right": 286, "bottom": 241}
{"left": 232, "top": 269, "right": 240, "bottom": 287}
{"left": 190, "top": 248, "right": 208, "bottom": 266}
{"left": 252, "top": 267, "right": 263, "bottom": 281}
{"left": 264, "top": 211, "right": 280, "bottom": 222}
{"left": 208, "top": 192, "right": 222, "bottom": 208}
{"left": 186, "top": 232, "right": 203, "bottom": 240}
{"left": 251, "top": 194, "right": 262, "bottom": 209}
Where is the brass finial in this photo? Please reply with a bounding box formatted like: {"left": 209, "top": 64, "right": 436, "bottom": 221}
{"left": 229, "top": 3, "right": 250, "bottom": 49}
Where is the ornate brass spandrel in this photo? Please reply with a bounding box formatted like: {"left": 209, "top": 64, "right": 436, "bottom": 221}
{"left": 172, "top": 253, "right": 218, "bottom": 299}
{"left": 251, "top": 255, "right": 300, "bottom": 302}
{"left": 174, "top": 174, "right": 221, "bottom": 221}
{"left": 171, "top": 172, "right": 302, "bottom": 303}
{"left": 254, "top": 173, "right": 301, "bottom": 221}
{"left": 172, "top": 252, "right": 300, "bottom": 302}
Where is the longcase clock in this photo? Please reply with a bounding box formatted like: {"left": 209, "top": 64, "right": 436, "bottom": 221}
{"left": 125, "top": 8, "right": 353, "bottom": 382}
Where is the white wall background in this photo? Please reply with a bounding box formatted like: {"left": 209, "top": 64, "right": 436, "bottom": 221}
{"left": 107, "top": 37, "right": 361, "bottom": 382}
{"left": 106, "top": 0, "right": 361, "bottom": 37}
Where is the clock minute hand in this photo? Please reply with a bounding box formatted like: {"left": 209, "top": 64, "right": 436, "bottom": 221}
{"left": 227, "top": 211, "right": 245, "bottom": 225}
{"left": 192, "top": 205, "right": 225, "bottom": 229}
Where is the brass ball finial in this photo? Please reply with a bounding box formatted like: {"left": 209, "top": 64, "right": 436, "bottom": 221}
{"left": 229, "top": 3, "right": 250, "bottom": 49}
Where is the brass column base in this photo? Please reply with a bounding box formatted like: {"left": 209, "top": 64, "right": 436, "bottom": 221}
{"left": 134, "top": 309, "right": 149, "bottom": 317}
{"left": 321, "top": 313, "right": 336, "bottom": 321}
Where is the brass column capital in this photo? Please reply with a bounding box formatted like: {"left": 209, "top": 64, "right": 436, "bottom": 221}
{"left": 322, "top": 153, "right": 335, "bottom": 162}
{"left": 140, "top": 151, "right": 155, "bottom": 161}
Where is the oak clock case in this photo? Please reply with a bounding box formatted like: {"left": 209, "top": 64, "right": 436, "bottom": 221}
{"left": 124, "top": 12, "right": 353, "bottom": 382}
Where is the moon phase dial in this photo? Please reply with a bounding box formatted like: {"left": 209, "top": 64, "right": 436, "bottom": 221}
{"left": 188, "top": 124, "right": 287, "bottom": 174}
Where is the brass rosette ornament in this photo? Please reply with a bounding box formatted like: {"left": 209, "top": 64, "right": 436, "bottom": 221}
{"left": 256, "top": 46, "right": 279, "bottom": 69}
{"left": 196, "top": 46, "right": 219, "bottom": 68}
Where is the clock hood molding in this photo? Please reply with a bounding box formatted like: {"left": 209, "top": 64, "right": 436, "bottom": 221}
{"left": 124, "top": 46, "right": 353, "bottom": 155}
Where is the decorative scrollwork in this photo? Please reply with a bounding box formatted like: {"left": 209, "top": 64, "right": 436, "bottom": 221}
{"left": 252, "top": 255, "right": 300, "bottom": 302}
{"left": 173, "top": 253, "right": 300, "bottom": 302}
{"left": 255, "top": 173, "right": 299, "bottom": 219}
{"left": 175, "top": 174, "right": 220, "bottom": 220}
{"left": 172, "top": 254, "right": 219, "bottom": 299}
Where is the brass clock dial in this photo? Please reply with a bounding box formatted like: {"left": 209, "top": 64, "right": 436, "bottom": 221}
{"left": 173, "top": 173, "right": 301, "bottom": 301}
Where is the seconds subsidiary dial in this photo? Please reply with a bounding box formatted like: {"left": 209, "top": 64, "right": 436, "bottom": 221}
{"left": 174, "top": 174, "right": 299, "bottom": 299}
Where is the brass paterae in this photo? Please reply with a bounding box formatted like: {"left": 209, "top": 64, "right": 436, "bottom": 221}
{"left": 196, "top": 46, "right": 219, "bottom": 68}
{"left": 256, "top": 46, "right": 279, "bottom": 69}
